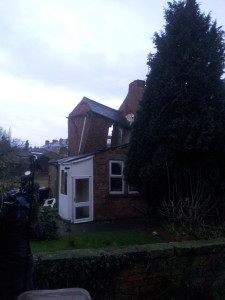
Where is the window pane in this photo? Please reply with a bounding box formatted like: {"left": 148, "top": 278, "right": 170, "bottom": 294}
{"left": 76, "top": 206, "right": 89, "bottom": 219}
{"left": 110, "top": 178, "right": 122, "bottom": 192}
{"left": 64, "top": 172, "right": 67, "bottom": 195}
{"left": 61, "top": 170, "right": 67, "bottom": 195}
{"left": 75, "top": 179, "right": 89, "bottom": 203}
{"left": 60, "top": 170, "right": 64, "bottom": 194}
{"left": 111, "top": 162, "right": 122, "bottom": 175}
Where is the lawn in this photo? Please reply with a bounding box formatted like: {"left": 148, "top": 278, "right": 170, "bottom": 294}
{"left": 35, "top": 174, "right": 48, "bottom": 187}
{"left": 31, "top": 230, "right": 161, "bottom": 253}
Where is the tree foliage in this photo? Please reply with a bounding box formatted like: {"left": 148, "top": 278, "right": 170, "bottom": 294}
{"left": 0, "top": 127, "right": 28, "bottom": 192}
{"left": 124, "top": 0, "right": 225, "bottom": 209}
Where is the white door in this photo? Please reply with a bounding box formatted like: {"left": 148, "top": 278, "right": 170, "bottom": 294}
{"left": 72, "top": 177, "right": 93, "bottom": 223}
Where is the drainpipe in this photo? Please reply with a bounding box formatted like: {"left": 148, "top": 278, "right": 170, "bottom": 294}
{"left": 78, "top": 115, "right": 87, "bottom": 154}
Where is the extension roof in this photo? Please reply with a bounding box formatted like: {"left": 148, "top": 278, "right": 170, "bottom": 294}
{"left": 57, "top": 144, "right": 128, "bottom": 165}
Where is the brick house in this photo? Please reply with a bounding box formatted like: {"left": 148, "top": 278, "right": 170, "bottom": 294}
{"left": 58, "top": 80, "right": 147, "bottom": 223}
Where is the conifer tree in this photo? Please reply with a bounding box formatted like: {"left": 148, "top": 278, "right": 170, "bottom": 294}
{"left": 124, "top": 0, "right": 225, "bottom": 209}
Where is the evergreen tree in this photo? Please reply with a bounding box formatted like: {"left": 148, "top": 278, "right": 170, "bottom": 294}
{"left": 124, "top": 0, "right": 225, "bottom": 209}
{"left": 24, "top": 140, "right": 29, "bottom": 151}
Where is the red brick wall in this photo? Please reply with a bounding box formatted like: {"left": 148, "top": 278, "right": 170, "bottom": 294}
{"left": 93, "top": 147, "right": 147, "bottom": 220}
{"left": 68, "top": 102, "right": 112, "bottom": 156}
{"left": 68, "top": 115, "right": 83, "bottom": 156}
{"left": 82, "top": 113, "right": 112, "bottom": 154}
{"left": 35, "top": 240, "right": 225, "bottom": 300}
{"left": 68, "top": 102, "right": 90, "bottom": 156}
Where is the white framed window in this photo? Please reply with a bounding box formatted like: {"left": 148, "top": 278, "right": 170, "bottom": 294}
{"left": 109, "top": 160, "right": 124, "bottom": 194}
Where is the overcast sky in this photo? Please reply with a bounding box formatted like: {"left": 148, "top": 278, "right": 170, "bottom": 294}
{"left": 0, "top": 0, "right": 224, "bottom": 147}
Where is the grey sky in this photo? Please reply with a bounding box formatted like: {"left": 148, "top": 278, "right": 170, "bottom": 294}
{"left": 0, "top": 0, "right": 224, "bottom": 147}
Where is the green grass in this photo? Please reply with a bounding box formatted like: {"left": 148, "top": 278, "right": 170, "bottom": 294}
{"left": 35, "top": 175, "right": 48, "bottom": 187}
{"left": 31, "top": 230, "right": 161, "bottom": 253}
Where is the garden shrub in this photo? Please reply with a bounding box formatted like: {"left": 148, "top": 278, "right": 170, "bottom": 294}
{"left": 39, "top": 206, "right": 58, "bottom": 240}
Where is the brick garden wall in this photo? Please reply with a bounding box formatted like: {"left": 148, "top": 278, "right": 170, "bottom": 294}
{"left": 34, "top": 239, "right": 225, "bottom": 300}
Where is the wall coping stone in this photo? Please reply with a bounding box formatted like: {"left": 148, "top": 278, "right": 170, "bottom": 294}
{"left": 34, "top": 238, "right": 225, "bottom": 261}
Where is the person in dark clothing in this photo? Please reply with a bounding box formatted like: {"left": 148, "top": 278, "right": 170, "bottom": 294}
{"left": 0, "top": 173, "right": 40, "bottom": 300}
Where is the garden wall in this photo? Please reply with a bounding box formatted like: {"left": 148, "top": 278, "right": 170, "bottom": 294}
{"left": 34, "top": 239, "right": 225, "bottom": 300}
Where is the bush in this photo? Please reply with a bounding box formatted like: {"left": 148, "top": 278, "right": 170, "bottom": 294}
{"left": 158, "top": 170, "right": 225, "bottom": 239}
{"left": 39, "top": 207, "right": 58, "bottom": 240}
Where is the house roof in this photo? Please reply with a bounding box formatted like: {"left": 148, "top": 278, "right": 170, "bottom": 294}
{"left": 71, "top": 97, "right": 130, "bottom": 128}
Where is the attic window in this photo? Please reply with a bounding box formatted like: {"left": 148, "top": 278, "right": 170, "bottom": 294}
{"left": 107, "top": 125, "right": 113, "bottom": 147}
{"left": 125, "top": 113, "right": 134, "bottom": 124}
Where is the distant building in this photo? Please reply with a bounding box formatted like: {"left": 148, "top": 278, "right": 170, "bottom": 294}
{"left": 41, "top": 138, "right": 68, "bottom": 156}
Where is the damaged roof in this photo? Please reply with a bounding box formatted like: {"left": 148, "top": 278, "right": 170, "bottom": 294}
{"left": 71, "top": 97, "right": 130, "bottom": 128}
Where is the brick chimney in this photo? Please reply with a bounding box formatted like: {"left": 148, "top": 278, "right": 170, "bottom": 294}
{"left": 118, "top": 79, "right": 145, "bottom": 121}
{"left": 111, "top": 80, "right": 145, "bottom": 147}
